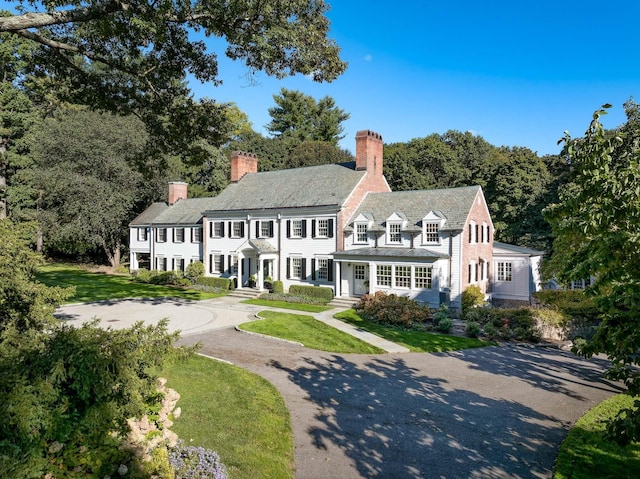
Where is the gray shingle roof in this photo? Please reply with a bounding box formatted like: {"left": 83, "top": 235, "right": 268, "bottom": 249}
{"left": 347, "top": 186, "right": 482, "bottom": 232}
{"left": 333, "top": 247, "right": 449, "bottom": 259}
{"left": 151, "top": 197, "right": 220, "bottom": 225}
{"left": 129, "top": 202, "right": 168, "bottom": 226}
{"left": 204, "top": 162, "right": 366, "bottom": 212}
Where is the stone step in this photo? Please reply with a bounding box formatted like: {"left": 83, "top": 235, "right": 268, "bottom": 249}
{"left": 227, "top": 288, "right": 262, "bottom": 300}
{"left": 328, "top": 297, "right": 360, "bottom": 309}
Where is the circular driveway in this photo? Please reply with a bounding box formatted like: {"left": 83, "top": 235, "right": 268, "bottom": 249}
{"left": 56, "top": 298, "right": 621, "bottom": 478}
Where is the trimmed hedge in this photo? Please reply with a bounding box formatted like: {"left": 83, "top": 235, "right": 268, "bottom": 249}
{"left": 272, "top": 280, "right": 284, "bottom": 294}
{"left": 196, "top": 276, "right": 233, "bottom": 290}
{"left": 289, "top": 285, "right": 333, "bottom": 301}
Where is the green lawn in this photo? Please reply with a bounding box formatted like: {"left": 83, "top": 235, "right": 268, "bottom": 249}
{"left": 36, "top": 264, "right": 224, "bottom": 303}
{"left": 242, "top": 298, "right": 332, "bottom": 313}
{"left": 555, "top": 394, "right": 640, "bottom": 479}
{"left": 334, "top": 309, "right": 490, "bottom": 352}
{"left": 160, "top": 355, "right": 294, "bottom": 479}
{"left": 240, "top": 310, "right": 384, "bottom": 354}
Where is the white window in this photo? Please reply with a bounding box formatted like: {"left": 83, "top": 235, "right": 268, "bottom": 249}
{"left": 209, "top": 254, "right": 224, "bottom": 274}
{"left": 315, "top": 258, "right": 328, "bottom": 280}
{"left": 137, "top": 228, "right": 147, "bottom": 241}
{"left": 156, "top": 257, "right": 166, "bottom": 271}
{"left": 291, "top": 257, "right": 302, "bottom": 279}
{"left": 468, "top": 221, "right": 476, "bottom": 244}
{"left": 260, "top": 221, "right": 272, "bottom": 238}
{"left": 156, "top": 228, "right": 167, "bottom": 243}
{"left": 469, "top": 261, "right": 478, "bottom": 283}
{"left": 424, "top": 222, "right": 439, "bottom": 244}
{"left": 395, "top": 265, "right": 411, "bottom": 288}
{"left": 497, "top": 262, "right": 513, "bottom": 282}
{"left": 230, "top": 255, "right": 238, "bottom": 275}
{"left": 191, "top": 227, "right": 202, "bottom": 243}
{"left": 232, "top": 221, "right": 243, "bottom": 238}
{"left": 377, "top": 265, "right": 392, "bottom": 287}
{"left": 173, "top": 257, "right": 184, "bottom": 272}
{"left": 317, "top": 219, "right": 329, "bottom": 238}
{"left": 387, "top": 223, "right": 401, "bottom": 244}
{"left": 356, "top": 223, "right": 368, "bottom": 244}
{"left": 291, "top": 220, "right": 303, "bottom": 238}
{"left": 173, "top": 228, "right": 184, "bottom": 243}
{"left": 211, "top": 221, "right": 224, "bottom": 238}
{"left": 415, "top": 266, "right": 432, "bottom": 289}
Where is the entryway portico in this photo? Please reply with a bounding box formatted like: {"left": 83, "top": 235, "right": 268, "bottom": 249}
{"left": 236, "top": 239, "right": 278, "bottom": 291}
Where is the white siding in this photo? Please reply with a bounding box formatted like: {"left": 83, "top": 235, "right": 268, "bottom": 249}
{"left": 152, "top": 226, "right": 203, "bottom": 271}
{"left": 492, "top": 256, "right": 530, "bottom": 301}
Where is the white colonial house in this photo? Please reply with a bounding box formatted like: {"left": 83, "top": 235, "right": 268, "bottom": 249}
{"left": 129, "top": 129, "right": 543, "bottom": 308}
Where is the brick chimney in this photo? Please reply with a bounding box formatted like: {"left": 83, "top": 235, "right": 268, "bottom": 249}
{"left": 355, "top": 130, "right": 383, "bottom": 176}
{"left": 230, "top": 151, "right": 258, "bottom": 182}
{"left": 168, "top": 181, "right": 187, "bottom": 205}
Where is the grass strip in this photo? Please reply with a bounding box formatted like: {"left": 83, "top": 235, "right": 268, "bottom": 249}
{"left": 554, "top": 394, "right": 640, "bottom": 479}
{"left": 240, "top": 310, "right": 384, "bottom": 354}
{"left": 36, "top": 264, "right": 224, "bottom": 303}
{"left": 242, "top": 298, "right": 332, "bottom": 313}
{"left": 334, "top": 309, "right": 489, "bottom": 352}
{"left": 160, "top": 355, "right": 294, "bottom": 479}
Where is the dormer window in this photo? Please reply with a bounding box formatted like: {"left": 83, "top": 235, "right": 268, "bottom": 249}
{"left": 355, "top": 223, "right": 368, "bottom": 244}
{"left": 387, "top": 223, "right": 402, "bottom": 244}
{"left": 424, "top": 222, "right": 439, "bottom": 244}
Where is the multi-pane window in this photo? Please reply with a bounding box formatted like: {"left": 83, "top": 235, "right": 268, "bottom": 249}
{"left": 232, "top": 221, "right": 243, "bottom": 238}
{"left": 354, "top": 264, "right": 367, "bottom": 280}
{"left": 209, "top": 254, "right": 224, "bottom": 274}
{"left": 156, "top": 257, "right": 167, "bottom": 271}
{"left": 377, "top": 265, "right": 392, "bottom": 287}
{"left": 291, "top": 257, "right": 303, "bottom": 279}
{"left": 260, "top": 221, "right": 272, "bottom": 238}
{"left": 292, "top": 220, "right": 303, "bottom": 238}
{"left": 173, "top": 257, "right": 184, "bottom": 272}
{"left": 395, "top": 266, "right": 411, "bottom": 288}
{"left": 156, "top": 228, "right": 167, "bottom": 243}
{"left": 317, "top": 219, "right": 329, "bottom": 238}
{"left": 424, "top": 223, "right": 439, "bottom": 243}
{"left": 497, "top": 262, "right": 513, "bottom": 282}
{"left": 191, "top": 227, "right": 202, "bottom": 243}
{"left": 137, "top": 228, "right": 147, "bottom": 241}
{"left": 317, "top": 258, "right": 328, "bottom": 280}
{"left": 173, "top": 228, "right": 184, "bottom": 243}
{"left": 388, "top": 223, "right": 401, "bottom": 243}
{"left": 356, "top": 223, "right": 368, "bottom": 243}
{"left": 414, "top": 266, "right": 432, "bottom": 289}
{"left": 230, "top": 255, "right": 238, "bottom": 275}
{"left": 468, "top": 222, "right": 476, "bottom": 243}
{"left": 211, "top": 221, "right": 224, "bottom": 238}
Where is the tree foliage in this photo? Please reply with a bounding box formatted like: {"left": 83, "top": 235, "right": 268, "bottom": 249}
{"left": 545, "top": 101, "right": 640, "bottom": 444}
{"left": 0, "top": 0, "right": 346, "bottom": 153}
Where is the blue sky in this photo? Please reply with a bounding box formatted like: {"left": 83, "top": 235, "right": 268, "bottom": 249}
{"left": 190, "top": 0, "right": 639, "bottom": 156}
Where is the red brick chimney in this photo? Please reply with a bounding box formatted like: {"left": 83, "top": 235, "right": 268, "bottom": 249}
{"left": 355, "top": 130, "right": 383, "bottom": 176}
{"left": 168, "top": 181, "right": 187, "bottom": 205}
{"left": 230, "top": 151, "right": 258, "bottom": 182}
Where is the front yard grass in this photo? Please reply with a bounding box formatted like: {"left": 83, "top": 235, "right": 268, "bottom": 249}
{"left": 36, "top": 264, "right": 224, "bottom": 303}
{"left": 334, "top": 309, "right": 490, "bottom": 353}
{"left": 242, "top": 298, "right": 332, "bottom": 313}
{"left": 160, "top": 354, "right": 294, "bottom": 479}
{"left": 554, "top": 394, "right": 640, "bottom": 479}
{"left": 239, "top": 310, "right": 384, "bottom": 354}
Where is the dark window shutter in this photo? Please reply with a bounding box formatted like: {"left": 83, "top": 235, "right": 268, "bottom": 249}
{"left": 228, "top": 222, "right": 232, "bottom": 237}
{"left": 286, "top": 220, "right": 291, "bottom": 238}
{"left": 468, "top": 264, "right": 472, "bottom": 283}
{"left": 255, "top": 220, "right": 259, "bottom": 238}
{"left": 286, "top": 258, "right": 291, "bottom": 279}
{"left": 475, "top": 224, "right": 479, "bottom": 243}
{"left": 302, "top": 220, "right": 307, "bottom": 238}
{"left": 269, "top": 221, "right": 274, "bottom": 238}
{"left": 328, "top": 259, "right": 334, "bottom": 281}
{"left": 228, "top": 255, "right": 232, "bottom": 273}
{"left": 301, "top": 258, "right": 307, "bottom": 280}
{"left": 220, "top": 222, "right": 225, "bottom": 237}
{"left": 328, "top": 219, "right": 334, "bottom": 238}
{"left": 311, "top": 220, "right": 316, "bottom": 238}
{"left": 240, "top": 222, "right": 245, "bottom": 238}
{"left": 311, "top": 259, "right": 316, "bottom": 280}
{"left": 468, "top": 224, "right": 472, "bottom": 243}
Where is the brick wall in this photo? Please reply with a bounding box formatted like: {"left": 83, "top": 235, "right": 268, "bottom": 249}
{"left": 168, "top": 182, "right": 187, "bottom": 205}
{"left": 230, "top": 151, "right": 258, "bottom": 182}
{"left": 461, "top": 188, "right": 494, "bottom": 294}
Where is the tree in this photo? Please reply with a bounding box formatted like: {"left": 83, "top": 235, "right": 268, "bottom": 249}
{"left": 287, "top": 140, "right": 353, "bottom": 168}
{"left": 29, "top": 108, "right": 148, "bottom": 266}
{"left": 0, "top": 1, "right": 346, "bottom": 153}
{"left": 266, "top": 88, "right": 350, "bottom": 145}
{"left": 544, "top": 101, "right": 640, "bottom": 444}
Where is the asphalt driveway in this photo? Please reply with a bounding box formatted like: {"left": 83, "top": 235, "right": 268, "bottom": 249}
{"left": 56, "top": 298, "right": 621, "bottom": 479}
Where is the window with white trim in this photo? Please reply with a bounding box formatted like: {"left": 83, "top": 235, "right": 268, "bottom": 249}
{"left": 317, "top": 258, "right": 329, "bottom": 280}
{"left": 260, "top": 221, "right": 272, "bottom": 238}
{"left": 291, "top": 220, "right": 303, "bottom": 238}
{"left": 377, "top": 265, "right": 392, "bottom": 287}
{"left": 173, "top": 228, "right": 184, "bottom": 243}
{"left": 395, "top": 265, "right": 411, "bottom": 288}
{"left": 156, "top": 257, "right": 166, "bottom": 271}
{"left": 316, "top": 219, "right": 329, "bottom": 238}
{"left": 356, "top": 223, "right": 368, "bottom": 244}
{"left": 387, "top": 223, "right": 402, "bottom": 244}
{"left": 211, "top": 221, "right": 224, "bottom": 238}
{"left": 230, "top": 255, "right": 238, "bottom": 275}
{"left": 469, "top": 261, "right": 478, "bottom": 283}
{"left": 137, "top": 228, "right": 147, "bottom": 241}
{"left": 209, "top": 254, "right": 224, "bottom": 274}
{"left": 173, "top": 257, "right": 184, "bottom": 272}
{"left": 291, "top": 257, "right": 303, "bottom": 279}
{"left": 414, "top": 266, "right": 432, "bottom": 289}
{"left": 468, "top": 221, "right": 476, "bottom": 244}
{"left": 497, "top": 262, "right": 513, "bottom": 282}
{"left": 156, "top": 228, "right": 167, "bottom": 243}
{"left": 424, "top": 222, "right": 439, "bottom": 244}
{"left": 191, "top": 227, "right": 202, "bottom": 243}
{"left": 232, "top": 221, "right": 243, "bottom": 238}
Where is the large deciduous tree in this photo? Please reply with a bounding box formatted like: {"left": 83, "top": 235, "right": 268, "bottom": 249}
{"left": 545, "top": 101, "right": 640, "bottom": 444}
{"left": 0, "top": 1, "right": 346, "bottom": 152}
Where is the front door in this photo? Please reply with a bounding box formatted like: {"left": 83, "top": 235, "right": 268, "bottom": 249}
{"left": 353, "top": 264, "right": 369, "bottom": 296}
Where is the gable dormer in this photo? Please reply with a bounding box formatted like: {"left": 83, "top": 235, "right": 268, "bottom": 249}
{"left": 422, "top": 211, "right": 447, "bottom": 245}
{"left": 385, "top": 212, "right": 407, "bottom": 244}
{"left": 352, "top": 213, "right": 374, "bottom": 244}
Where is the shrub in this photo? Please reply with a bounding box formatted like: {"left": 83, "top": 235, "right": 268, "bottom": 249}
{"left": 289, "top": 285, "right": 333, "bottom": 302}
{"left": 132, "top": 268, "right": 154, "bottom": 283}
{"left": 355, "top": 291, "right": 431, "bottom": 328}
{"left": 433, "top": 305, "right": 452, "bottom": 333}
{"left": 149, "top": 271, "right": 181, "bottom": 285}
{"left": 465, "top": 321, "right": 481, "bottom": 338}
{"left": 272, "top": 280, "right": 284, "bottom": 294}
{"left": 533, "top": 290, "right": 600, "bottom": 322}
{"left": 435, "top": 317, "right": 452, "bottom": 333}
{"left": 185, "top": 261, "right": 205, "bottom": 283}
{"left": 463, "top": 306, "right": 539, "bottom": 341}
{"left": 196, "top": 276, "right": 232, "bottom": 290}
{"left": 115, "top": 263, "right": 130, "bottom": 274}
{"left": 483, "top": 323, "right": 499, "bottom": 339}
{"left": 461, "top": 285, "right": 485, "bottom": 311}
{"left": 168, "top": 442, "right": 228, "bottom": 479}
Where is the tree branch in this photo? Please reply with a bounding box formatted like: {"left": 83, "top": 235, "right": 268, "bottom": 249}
{"left": 0, "top": 3, "right": 127, "bottom": 32}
